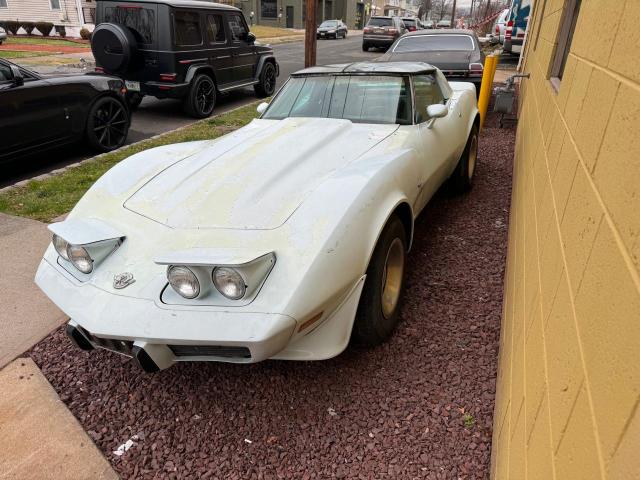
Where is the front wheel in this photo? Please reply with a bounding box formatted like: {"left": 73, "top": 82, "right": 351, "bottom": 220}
{"left": 352, "top": 215, "right": 407, "bottom": 346}
{"left": 85, "top": 96, "right": 129, "bottom": 152}
{"left": 254, "top": 62, "right": 277, "bottom": 98}
{"left": 450, "top": 124, "right": 479, "bottom": 193}
{"left": 183, "top": 74, "right": 216, "bottom": 118}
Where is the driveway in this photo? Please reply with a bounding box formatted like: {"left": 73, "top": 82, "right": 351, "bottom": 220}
{"left": 28, "top": 111, "right": 514, "bottom": 479}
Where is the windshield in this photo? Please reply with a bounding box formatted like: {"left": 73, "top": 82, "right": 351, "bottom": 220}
{"left": 262, "top": 75, "right": 412, "bottom": 125}
{"left": 393, "top": 34, "right": 475, "bottom": 52}
{"left": 320, "top": 21, "right": 338, "bottom": 27}
{"left": 368, "top": 17, "right": 393, "bottom": 27}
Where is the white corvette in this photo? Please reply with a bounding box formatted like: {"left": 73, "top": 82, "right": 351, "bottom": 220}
{"left": 36, "top": 62, "right": 479, "bottom": 372}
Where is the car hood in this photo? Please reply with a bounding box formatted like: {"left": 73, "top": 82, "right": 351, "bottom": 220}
{"left": 123, "top": 118, "right": 398, "bottom": 230}
{"left": 380, "top": 50, "right": 473, "bottom": 70}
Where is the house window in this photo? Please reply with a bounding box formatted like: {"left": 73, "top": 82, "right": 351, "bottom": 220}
{"left": 50, "top": 0, "right": 61, "bottom": 9}
{"left": 0, "top": 0, "right": 7, "bottom": 9}
{"left": 550, "top": 0, "right": 581, "bottom": 91}
{"left": 261, "top": 0, "right": 277, "bottom": 19}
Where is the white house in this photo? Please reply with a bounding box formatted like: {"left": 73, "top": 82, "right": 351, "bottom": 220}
{"left": 0, "top": 0, "right": 96, "bottom": 37}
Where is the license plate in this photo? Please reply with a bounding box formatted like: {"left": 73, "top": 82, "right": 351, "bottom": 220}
{"left": 125, "top": 80, "right": 140, "bottom": 92}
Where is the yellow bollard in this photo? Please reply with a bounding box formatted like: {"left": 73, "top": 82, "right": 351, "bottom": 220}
{"left": 478, "top": 54, "right": 498, "bottom": 131}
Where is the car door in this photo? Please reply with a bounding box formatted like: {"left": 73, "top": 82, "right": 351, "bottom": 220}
{"left": 0, "top": 62, "right": 71, "bottom": 161}
{"left": 412, "top": 73, "right": 460, "bottom": 210}
{"left": 226, "top": 11, "right": 256, "bottom": 84}
{"left": 204, "top": 12, "right": 234, "bottom": 86}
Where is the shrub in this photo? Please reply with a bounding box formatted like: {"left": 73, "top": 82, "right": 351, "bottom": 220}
{"left": 4, "top": 20, "right": 20, "bottom": 35}
{"left": 55, "top": 25, "right": 67, "bottom": 38}
{"left": 79, "top": 27, "right": 91, "bottom": 40}
{"left": 22, "top": 21, "right": 36, "bottom": 35}
{"left": 35, "top": 21, "right": 54, "bottom": 37}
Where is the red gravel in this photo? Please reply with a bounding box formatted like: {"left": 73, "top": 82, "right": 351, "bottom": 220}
{"left": 0, "top": 43, "right": 90, "bottom": 53}
{"left": 29, "top": 110, "right": 515, "bottom": 480}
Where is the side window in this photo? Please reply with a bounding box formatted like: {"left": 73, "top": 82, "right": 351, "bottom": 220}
{"left": 228, "top": 13, "right": 248, "bottom": 42}
{"left": 173, "top": 10, "right": 202, "bottom": 47}
{"left": 206, "top": 14, "right": 225, "bottom": 44}
{"left": 0, "top": 62, "right": 12, "bottom": 83}
{"left": 550, "top": 0, "right": 581, "bottom": 91}
{"left": 413, "top": 74, "right": 445, "bottom": 124}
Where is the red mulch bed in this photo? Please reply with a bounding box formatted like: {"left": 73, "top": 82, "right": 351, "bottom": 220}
{"left": 29, "top": 111, "right": 515, "bottom": 479}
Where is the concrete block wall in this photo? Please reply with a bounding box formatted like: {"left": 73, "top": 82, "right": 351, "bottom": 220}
{"left": 491, "top": 0, "right": 640, "bottom": 479}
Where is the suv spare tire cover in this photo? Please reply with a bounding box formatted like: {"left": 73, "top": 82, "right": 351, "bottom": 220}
{"left": 91, "top": 23, "right": 138, "bottom": 73}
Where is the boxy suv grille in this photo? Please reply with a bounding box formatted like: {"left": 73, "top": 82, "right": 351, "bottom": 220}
{"left": 168, "top": 345, "right": 252, "bottom": 359}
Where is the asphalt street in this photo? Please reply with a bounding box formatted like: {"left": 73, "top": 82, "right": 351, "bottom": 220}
{"left": 2, "top": 35, "right": 378, "bottom": 188}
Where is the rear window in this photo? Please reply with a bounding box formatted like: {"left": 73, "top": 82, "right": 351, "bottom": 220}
{"left": 367, "top": 17, "right": 392, "bottom": 27}
{"left": 104, "top": 6, "right": 155, "bottom": 45}
{"left": 393, "top": 34, "right": 475, "bottom": 52}
{"left": 403, "top": 19, "right": 416, "bottom": 26}
{"left": 173, "top": 10, "right": 202, "bottom": 46}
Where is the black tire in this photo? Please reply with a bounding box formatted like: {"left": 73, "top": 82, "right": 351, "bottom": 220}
{"left": 450, "top": 124, "right": 479, "bottom": 193}
{"left": 183, "top": 74, "right": 216, "bottom": 118}
{"left": 254, "top": 61, "right": 277, "bottom": 98}
{"left": 352, "top": 215, "right": 407, "bottom": 346}
{"left": 91, "top": 23, "right": 137, "bottom": 73}
{"left": 126, "top": 92, "right": 143, "bottom": 111}
{"left": 85, "top": 96, "right": 129, "bottom": 152}
{"left": 362, "top": 43, "right": 369, "bottom": 51}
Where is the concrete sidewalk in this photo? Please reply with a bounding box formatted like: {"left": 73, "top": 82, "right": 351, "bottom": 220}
{"left": 0, "top": 359, "right": 118, "bottom": 480}
{"left": 0, "top": 213, "right": 66, "bottom": 368}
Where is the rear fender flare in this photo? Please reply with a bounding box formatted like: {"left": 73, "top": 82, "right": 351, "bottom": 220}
{"left": 185, "top": 65, "right": 217, "bottom": 88}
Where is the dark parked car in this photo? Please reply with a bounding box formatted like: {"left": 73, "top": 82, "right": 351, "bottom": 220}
{"left": 92, "top": 0, "right": 279, "bottom": 118}
{"left": 362, "top": 16, "right": 407, "bottom": 51}
{"left": 316, "top": 20, "right": 348, "bottom": 39}
{"left": 377, "top": 29, "right": 484, "bottom": 97}
{"left": 401, "top": 17, "right": 420, "bottom": 32}
{"left": 0, "top": 58, "right": 130, "bottom": 164}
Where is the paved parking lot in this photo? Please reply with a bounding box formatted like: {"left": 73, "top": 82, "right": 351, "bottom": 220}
{"left": 28, "top": 111, "right": 514, "bottom": 479}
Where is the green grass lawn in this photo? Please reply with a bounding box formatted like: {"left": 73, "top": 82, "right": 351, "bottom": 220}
{"left": 0, "top": 50, "right": 55, "bottom": 59}
{"left": 0, "top": 103, "right": 261, "bottom": 223}
{"left": 5, "top": 36, "right": 87, "bottom": 47}
{"left": 250, "top": 25, "right": 303, "bottom": 38}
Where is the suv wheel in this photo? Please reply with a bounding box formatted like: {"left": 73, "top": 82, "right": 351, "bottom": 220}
{"left": 254, "top": 62, "right": 277, "bottom": 98}
{"left": 183, "top": 74, "right": 216, "bottom": 118}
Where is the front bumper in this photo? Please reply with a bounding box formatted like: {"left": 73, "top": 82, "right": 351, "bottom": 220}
{"left": 36, "top": 258, "right": 296, "bottom": 369}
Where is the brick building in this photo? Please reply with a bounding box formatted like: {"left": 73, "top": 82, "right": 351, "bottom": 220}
{"left": 491, "top": 0, "right": 639, "bottom": 478}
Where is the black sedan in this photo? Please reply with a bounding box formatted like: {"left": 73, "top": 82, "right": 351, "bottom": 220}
{"left": 317, "top": 20, "right": 348, "bottom": 39}
{"left": 0, "top": 58, "right": 131, "bottom": 164}
{"left": 377, "top": 29, "right": 484, "bottom": 97}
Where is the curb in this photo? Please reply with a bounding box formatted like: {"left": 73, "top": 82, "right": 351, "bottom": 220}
{"left": 0, "top": 100, "right": 260, "bottom": 195}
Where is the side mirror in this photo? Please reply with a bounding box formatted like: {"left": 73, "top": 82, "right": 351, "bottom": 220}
{"left": 425, "top": 103, "right": 447, "bottom": 128}
{"left": 246, "top": 32, "right": 256, "bottom": 44}
{"left": 256, "top": 102, "right": 269, "bottom": 115}
{"left": 10, "top": 65, "right": 24, "bottom": 87}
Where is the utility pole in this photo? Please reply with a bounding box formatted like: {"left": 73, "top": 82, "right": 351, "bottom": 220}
{"left": 304, "top": 0, "right": 317, "bottom": 67}
{"left": 450, "top": 0, "right": 457, "bottom": 27}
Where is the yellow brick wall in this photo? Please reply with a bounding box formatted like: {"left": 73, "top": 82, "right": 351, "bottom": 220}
{"left": 491, "top": 1, "right": 640, "bottom": 479}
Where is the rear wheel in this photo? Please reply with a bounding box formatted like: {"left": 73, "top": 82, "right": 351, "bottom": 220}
{"left": 362, "top": 43, "right": 369, "bottom": 51}
{"left": 85, "top": 96, "right": 129, "bottom": 152}
{"left": 450, "top": 124, "right": 479, "bottom": 193}
{"left": 254, "top": 62, "right": 277, "bottom": 98}
{"left": 352, "top": 215, "right": 407, "bottom": 346}
{"left": 183, "top": 74, "right": 216, "bottom": 118}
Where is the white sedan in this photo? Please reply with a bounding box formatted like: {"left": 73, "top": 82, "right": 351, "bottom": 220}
{"left": 36, "top": 62, "right": 479, "bottom": 372}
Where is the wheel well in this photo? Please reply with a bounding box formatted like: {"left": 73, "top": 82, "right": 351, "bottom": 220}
{"left": 392, "top": 202, "right": 413, "bottom": 250}
{"left": 473, "top": 113, "right": 480, "bottom": 130}
{"left": 190, "top": 67, "right": 217, "bottom": 88}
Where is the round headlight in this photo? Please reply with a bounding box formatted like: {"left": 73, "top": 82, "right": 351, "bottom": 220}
{"left": 167, "top": 266, "right": 200, "bottom": 299}
{"left": 53, "top": 234, "right": 69, "bottom": 260}
{"left": 66, "top": 244, "right": 93, "bottom": 274}
{"left": 212, "top": 267, "right": 246, "bottom": 300}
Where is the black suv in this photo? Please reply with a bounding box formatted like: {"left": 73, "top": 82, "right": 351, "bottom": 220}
{"left": 92, "top": 0, "right": 279, "bottom": 118}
